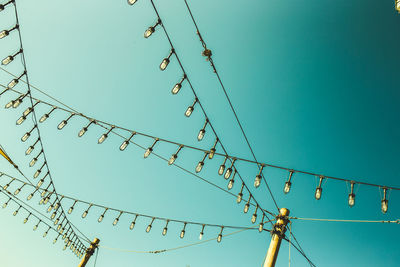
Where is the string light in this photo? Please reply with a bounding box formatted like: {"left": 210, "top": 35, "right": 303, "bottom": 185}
{"left": 33, "top": 162, "right": 46, "bottom": 179}
{"left": 27, "top": 189, "right": 38, "bottom": 201}
{"left": 127, "top": 0, "right": 137, "bottom": 5}
{"left": 43, "top": 226, "right": 50, "bottom": 238}
{"left": 162, "top": 220, "right": 169, "bottom": 236}
{"left": 3, "top": 178, "right": 15, "bottom": 190}
{"left": 208, "top": 138, "right": 218, "bottom": 159}
{"left": 160, "top": 49, "right": 174, "bottom": 71}
{"left": 144, "top": 138, "right": 159, "bottom": 158}
{"left": 254, "top": 164, "right": 264, "bottom": 188}
{"left": 14, "top": 184, "right": 25, "bottom": 195}
{"left": 12, "top": 93, "right": 29, "bottom": 109}
{"left": 172, "top": 74, "right": 186, "bottom": 95}
{"left": 13, "top": 205, "right": 21, "bottom": 216}
{"left": 185, "top": 98, "right": 197, "bottom": 117}
{"left": 68, "top": 200, "right": 78, "bottom": 214}
{"left": 82, "top": 204, "right": 93, "bottom": 218}
{"left": 146, "top": 217, "right": 155, "bottom": 233}
{"left": 2, "top": 197, "right": 11, "bottom": 208}
{"left": 212, "top": 226, "right": 223, "bottom": 244}
{"left": 251, "top": 205, "right": 258, "bottom": 223}
{"left": 284, "top": 170, "right": 294, "bottom": 194}
{"left": 33, "top": 220, "right": 40, "bottom": 231}
{"left": 0, "top": 0, "right": 14, "bottom": 12}
{"left": 98, "top": 126, "right": 115, "bottom": 144}
{"left": 7, "top": 71, "right": 25, "bottom": 89}
{"left": 227, "top": 169, "right": 236, "bottom": 190}
{"left": 0, "top": 24, "right": 19, "bottom": 39}
{"left": 119, "top": 132, "right": 136, "bottom": 151}
{"left": 195, "top": 152, "right": 208, "bottom": 173}
{"left": 396, "top": 0, "right": 400, "bottom": 13}
{"left": 381, "top": 188, "right": 388, "bottom": 214}
{"left": 129, "top": 215, "right": 139, "bottom": 230}
{"left": 258, "top": 214, "right": 265, "bottom": 232}
{"left": 57, "top": 113, "right": 75, "bottom": 130}
{"left": 39, "top": 106, "right": 56, "bottom": 123}
{"left": 25, "top": 138, "right": 40, "bottom": 155}
{"left": 113, "top": 211, "right": 122, "bottom": 226}
{"left": 180, "top": 222, "right": 187, "bottom": 238}
{"left": 144, "top": 19, "right": 161, "bottom": 38}
{"left": 236, "top": 183, "right": 244, "bottom": 203}
{"left": 199, "top": 224, "right": 205, "bottom": 240}
{"left": 348, "top": 182, "right": 355, "bottom": 207}
{"left": 98, "top": 208, "right": 107, "bottom": 223}
{"left": 244, "top": 194, "right": 251, "bottom": 213}
{"left": 168, "top": 145, "right": 183, "bottom": 165}
{"left": 21, "top": 125, "right": 36, "bottom": 142}
{"left": 78, "top": 120, "right": 95, "bottom": 137}
{"left": 224, "top": 158, "right": 236, "bottom": 180}
{"left": 315, "top": 176, "right": 324, "bottom": 200}
{"left": 29, "top": 150, "right": 43, "bottom": 167}
{"left": 197, "top": 119, "right": 208, "bottom": 141}
{"left": 1, "top": 49, "right": 22, "bottom": 66}
{"left": 218, "top": 156, "right": 227, "bottom": 175}
{"left": 22, "top": 101, "right": 39, "bottom": 117}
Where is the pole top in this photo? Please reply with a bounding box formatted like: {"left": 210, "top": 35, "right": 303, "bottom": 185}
{"left": 92, "top": 238, "right": 100, "bottom": 246}
{"left": 279, "top": 208, "right": 290, "bottom": 216}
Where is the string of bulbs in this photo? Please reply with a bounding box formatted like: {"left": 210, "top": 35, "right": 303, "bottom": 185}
{"left": 2, "top": 84, "right": 398, "bottom": 214}
{"left": 0, "top": 171, "right": 273, "bottom": 242}
{"left": 0, "top": 186, "right": 87, "bottom": 258}
{"left": 0, "top": 0, "right": 90, "bottom": 249}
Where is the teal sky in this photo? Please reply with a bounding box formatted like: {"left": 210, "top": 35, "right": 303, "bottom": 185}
{"left": 0, "top": 0, "right": 399, "bottom": 266}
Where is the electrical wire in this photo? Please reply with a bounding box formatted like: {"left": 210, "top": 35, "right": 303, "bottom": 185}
{"left": 290, "top": 217, "right": 400, "bottom": 224}
{"left": 286, "top": 232, "right": 315, "bottom": 267}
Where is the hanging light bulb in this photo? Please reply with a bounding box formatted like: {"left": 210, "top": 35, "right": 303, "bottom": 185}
{"left": 7, "top": 71, "right": 26, "bottom": 89}
{"left": 26, "top": 138, "right": 40, "bottom": 155}
{"left": 13, "top": 205, "right": 21, "bottom": 216}
{"left": 34, "top": 162, "right": 46, "bottom": 179}
{"left": 396, "top": 0, "right": 400, "bottom": 13}
{"left": 119, "top": 132, "right": 136, "bottom": 151}
{"left": 2, "top": 198, "right": 11, "bottom": 208}
{"left": 224, "top": 158, "right": 236, "bottom": 179}
{"left": 43, "top": 227, "right": 50, "bottom": 238}
{"left": 27, "top": 189, "right": 37, "bottom": 201}
{"left": 13, "top": 93, "right": 29, "bottom": 109}
{"left": 14, "top": 184, "right": 25, "bottom": 195}
{"left": 217, "top": 227, "right": 224, "bottom": 243}
{"left": 3, "top": 178, "right": 15, "bottom": 190}
{"left": 185, "top": 98, "right": 198, "bottom": 117}
{"left": 127, "top": 0, "right": 137, "bottom": 5}
{"left": 284, "top": 170, "right": 294, "bottom": 194}
{"left": 113, "top": 212, "right": 122, "bottom": 226}
{"left": 197, "top": 119, "right": 208, "bottom": 141}
{"left": 315, "top": 176, "right": 323, "bottom": 200}
{"left": 98, "top": 126, "right": 115, "bottom": 144}
{"left": 162, "top": 220, "right": 169, "bottom": 236}
{"left": 51, "top": 211, "right": 57, "bottom": 220}
{"left": 68, "top": 200, "right": 77, "bottom": 214}
{"left": 168, "top": 145, "right": 183, "bottom": 165}
{"left": 0, "top": 24, "right": 19, "bottom": 39}
{"left": 0, "top": 0, "right": 14, "bottom": 13}
{"left": 82, "top": 204, "right": 93, "bottom": 218}
{"left": 144, "top": 138, "right": 159, "bottom": 158}
{"left": 39, "top": 106, "right": 56, "bottom": 123}
{"left": 348, "top": 182, "right": 356, "bottom": 207}
{"left": 144, "top": 19, "right": 161, "bottom": 38}
{"left": 33, "top": 220, "right": 40, "bottom": 231}
{"left": 258, "top": 214, "right": 265, "bottom": 232}
{"left": 21, "top": 125, "right": 36, "bottom": 142}
{"left": 54, "top": 214, "right": 61, "bottom": 225}
{"left": 237, "top": 183, "right": 244, "bottom": 204}
{"left": 254, "top": 165, "right": 265, "bottom": 188}
{"left": 195, "top": 152, "right": 208, "bottom": 173}
{"left": 78, "top": 120, "right": 95, "bottom": 137}
{"left": 130, "top": 215, "right": 139, "bottom": 230}
{"left": 180, "top": 222, "right": 187, "bottom": 238}
{"left": 146, "top": 218, "right": 155, "bottom": 233}
{"left": 171, "top": 74, "right": 186, "bottom": 95}
{"left": 381, "top": 188, "right": 389, "bottom": 214}
{"left": 159, "top": 49, "right": 174, "bottom": 71}
{"left": 227, "top": 169, "right": 236, "bottom": 190}
{"left": 30, "top": 150, "right": 43, "bottom": 167}
{"left": 251, "top": 205, "right": 258, "bottom": 224}
{"left": 208, "top": 138, "right": 218, "bottom": 159}
{"left": 218, "top": 156, "right": 227, "bottom": 175}
{"left": 244, "top": 194, "right": 251, "bottom": 213}
{"left": 1, "top": 49, "right": 23, "bottom": 65}
{"left": 57, "top": 113, "right": 75, "bottom": 130}
{"left": 22, "top": 101, "right": 39, "bottom": 117}
{"left": 16, "top": 115, "right": 27, "bottom": 125}
{"left": 98, "top": 208, "right": 107, "bottom": 223}
{"left": 199, "top": 224, "right": 205, "bottom": 240}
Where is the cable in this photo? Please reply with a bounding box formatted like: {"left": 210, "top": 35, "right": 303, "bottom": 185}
{"left": 286, "top": 232, "right": 315, "bottom": 267}
{"left": 290, "top": 217, "right": 400, "bottom": 224}
{"left": 183, "top": 0, "right": 279, "bottom": 211}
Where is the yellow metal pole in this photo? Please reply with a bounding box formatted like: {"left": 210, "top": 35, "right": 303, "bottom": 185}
{"left": 263, "top": 208, "right": 290, "bottom": 267}
{"left": 78, "top": 238, "right": 100, "bottom": 267}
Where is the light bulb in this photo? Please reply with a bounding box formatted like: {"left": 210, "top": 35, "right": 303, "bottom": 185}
{"left": 185, "top": 106, "right": 194, "bottom": 117}
{"left": 199, "top": 232, "right": 204, "bottom": 240}
{"left": 68, "top": 207, "right": 74, "bottom": 214}
{"left": 0, "top": 30, "right": 9, "bottom": 39}
{"left": 2, "top": 199, "right": 10, "bottom": 208}
{"left": 8, "top": 79, "right": 18, "bottom": 88}
{"left": 113, "top": 218, "right": 119, "bottom": 226}
{"left": 47, "top": 205, "right": 53, "bottom": 213}
{"left": 27, "top": 193, "right": 34, "bottom": 200}
{"left": 43, "top": 197, "right": 50, "bottom": 205}
{"left": 197, "top": 129, "right": 205, "bottom": 141}
{"left": 381, "top": 199, "right": 388, "bottom": 214}
{"left": 98, "top": 214, "right": 104, "bottom": 223}
{"left": 217, "top": 234, "right": 222, "bottom": 243}
{"left": 54, "top": 218, "right": 60, "bottom": 225}
{"left": 218, "top": 164, "right": 225, "bottom": 175}
{"left": 348, "top": 193, "right": 355, "bottom": 207}
{"left": 36, "top": 178, "right": 44, "bottom": 187}
{"left": 57, "top": 224, "right": 62, "bottom": 231}
{"left": 195, "top": 161, "right": 204, "bottom": 173}
{"left": 120, "top": 141, "right": 129, "bottom": 151}
{"left": 130, "top": 221, "right": 136, "bottom": 230}
{"left": 14, "top": 188, "right": 21, "bottom": 195}
{"left": 5, "top": 100, "right": 13, "bottom": 109}
{"left": 51, "top": 212, "right": 56, "bottom": 219}
{"left": 254, "top": 175, "right": 261, "bottom": 188}
{"left": 244, "top": 203, "right": 250, "bottom": 213}
{"left": 2, "top": 55, "right": 13, "bottom": 65}
{"left": 160, "top": 58, "right": 170, "bottom": 71}
{"left": 82, "top": 210, "right": 88, "bottom": 218}
{"left": 16, "top": 115, "right": 26, "bottom": 125}
{"left": 57, "top": 120, "right": 67, "bottom": 130}
{"left": 180, "top": 229, "right": 185, "bottom": 238}
{"left": 98, "top": 134, "right": 107, "bottom": 144}
{"left": 224, "top": 168, "right": 232, "bottom": 179}
{"left": 284, "top": 181, "right": 291, "bottom": 194}
{"left": 315, "top": 187, "right": 322, "bottom": 200}
{"left": 168, "top": 154, "right": 177, "bottom": 165}
{"left": 21, "top": 132, "right": 30, "bottom": 142}
{"left": 26, "top": 145, "right": 34, "bottom": 155}
{"left": 13, "top": 98, "right": 23, "bottom": 108}
{"left": 78, "top": 128, "right": 87, "bottom": 137}
{"left": 33, "top": 224, "right": 39, "bottom": 231}
{"left": 22, "top": 107, "right": 32, "bottom": 117}
{"left": 209, "top": 139, "right": 217, "bottom": 159}
{"left": 162, "top": 222, "right": 168, "bottom": 236}
{"left": 127, "top": 0, "right": 137, "bottom": 5}
{"left": 146, "top": 225, "right": 152, "bottom": 233}
{"left": 227, "top": 179, "right": 234, "bottom": 190}
{"left": 144, "top": 27, "right": 155, "bottom": 38}
{"left": 43, "top": 231, "right": 48, "bottom": 238}
{"left": 39, "top": 113, "right": 49, "bottom": 123}
{"left": 13, "top": 209, "right": 19, "bottom": 216}
{"left": 172, "top": 83, "right": 181, "bottom": 95}
{"left": 34, "top": 169, "right": 41, "bottom": 179}
{"left": 144, "top": 148, "right": 152, "bottom": 158}
{"left": 236, "top": 192, "right": 243, "bottom": 203}
{"left": 251, "top": 213, "right": 257, "bottom": 224}
{"left": 259, "top": 222, "right": 264, "bottom": 232}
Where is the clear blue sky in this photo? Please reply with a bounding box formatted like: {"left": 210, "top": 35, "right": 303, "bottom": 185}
{"left": 0, "top": 0, "right": 399, "bottom": 266}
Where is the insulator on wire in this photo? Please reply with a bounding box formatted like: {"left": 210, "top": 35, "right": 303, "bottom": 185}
{"left": 144, "top": 19, "right": 161, "bottom": 38}
{"left": 172, "top": 74, "right": 186, "bottom": 95}
{"left": 348, "top": 181, "right": 355, "bottom": 207}
{"left": 217, "top": 226, "right": 224, "bottom": 243}
{"left": 119, "top": 132, "right": 136, "bottom": 151}
{"left": 160, "top": 49, "right": 174, "bottom": 71}
{"left": 180, "top": 222, "right": 187, "bottom": 239}
{"left": 39, "top": 106, "right": 56, "bottom": 123}
{"left": 98, "top": 126, "right": 115, "bottom": 144}
{"left": 284, "top": 170, "right": 294, "bottom": 194}
{"left": 57, "top": 113, "right": 75, "bottom": 130}
{"left": 315, "top": 175, "right": 323, "bottom": 200}
{"left": 78, "top": 120, "right": 95, "bottom": 137}
{"left": 195, "top": 152, "right": 208, "bottom": 173}
{"left": 224, "top": 158, "right": 236, "bottom": 180}
{"left": 146, "top": 218, "right": 155, "bottom": 233}
{"left": 209, "top": 138, "right": 218, "bottom": 159}
{"left": 381, "top": 188, "right": 389, "bottom": 214}
{"left": 185, "top": 98, "right": 198, "bottom": 117}
{"left": 129, "top": 215, "right": 139, "bottom": 230}
{"left": 199, "top": 224, "right": 205, "bottom": 240}
{"left": 0, "top": 24, "right": 19, "bottom": 40}
{"left": 168, "top": 145, "right": 183, "bottom": 165}
{"left": 254, "top": 165, "right": 264, "bottom": 188}
{"left": 144, "top": 138, "right": 159, "bottom": 158}
{"left": 237, "top": 183, "right": 244, "bottom": 203}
